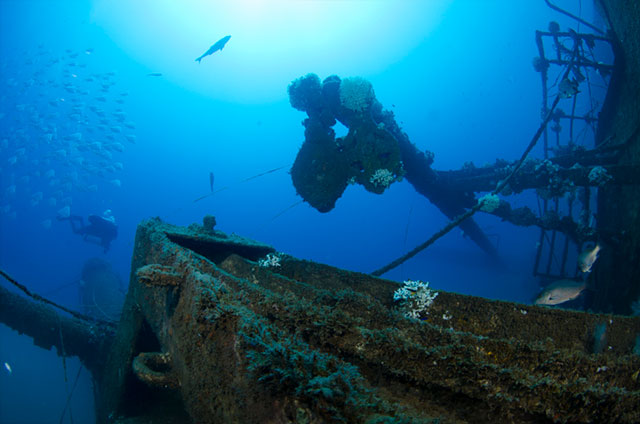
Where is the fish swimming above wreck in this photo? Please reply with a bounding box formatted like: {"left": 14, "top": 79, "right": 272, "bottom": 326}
{"left": 534, "top": 279, "right": 587, "bottom": 306}
{"left": 558, "top": 77, "right": 580, "bottom": 98}
{"left": 578, "top": 244, "right": 601, "bottom": 273}
{"left": 195, "top": 35, "right": 231, "bottom": 63}
{"left": 0, "top": 45, "right": 135, "bottom": 224}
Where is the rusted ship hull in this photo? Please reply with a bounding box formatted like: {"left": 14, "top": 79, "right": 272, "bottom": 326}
{"left": 95, "top": 218, "right": 639, "bottom": 423}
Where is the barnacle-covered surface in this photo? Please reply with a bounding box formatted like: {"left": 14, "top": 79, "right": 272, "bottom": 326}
{"left": 289, "top": 74, "right": 404, "bottom": 210}
{"left": 98, "top": 218, "right": 640, "bottom": 424}
{"left": 288, "top": 73, "right": 499, "bottom": 260}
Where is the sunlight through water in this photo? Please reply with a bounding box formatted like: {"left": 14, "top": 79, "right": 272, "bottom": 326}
{"left": 91, "top": 0, "right": 452, "bottom": 102}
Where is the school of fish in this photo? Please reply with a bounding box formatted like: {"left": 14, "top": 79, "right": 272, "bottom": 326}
{"left": 0, "top": 45, "right": 135, "bottom": 227}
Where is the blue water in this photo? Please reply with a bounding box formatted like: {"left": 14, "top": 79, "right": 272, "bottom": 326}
{"left": 0, "top": 1, "right": 607, "bottom": 422}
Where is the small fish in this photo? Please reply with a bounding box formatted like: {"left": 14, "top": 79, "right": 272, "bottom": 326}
{"left": 195, "top": 35, "right": 231, "bottom": 63}
{"left": 558, "top": 78, "right": 580, "bottom": 99}
{"left": 57, "top": 205, "right": 71, "bottom": 219}
{"left": 3, "top": 362, "right": 11, "bottom": 374}
{"left": 578, "top": 244, "right": 601, "bottom": 273}
{"left": 147, "top": 72, "right": 162, "bottom": 77}
{"left": 534, "top": 279, "right": 587, "bottom": 306}
{"left": 209, "top": 171, "right": 214, "bottom": 192}
{"left": 110, "top": 142, "right": 125, "bottom": 152}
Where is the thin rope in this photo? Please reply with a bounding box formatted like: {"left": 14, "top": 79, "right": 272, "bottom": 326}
{"left": 192, "top": 165, "right": 288, "bottom": 204}
{"left": 0, "top": 268, "right": 114, "bottom": 327}
{"left": 59, "top": 365, "right": 83, "bottom": 424}
{"left": 57, "top": 317, "right": 74, "bottom": 424}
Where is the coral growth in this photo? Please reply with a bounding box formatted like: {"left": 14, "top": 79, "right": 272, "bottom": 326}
{"left": 241, "top": 324, "right": 375, "bottom": 422}
{"left": 478, "top": 193, "right": 500, "bottom": 213}
{"left": 289, "top": 74, "right": 403, "bottom": 210}
{"left": 369, "top": 168, "right": 395, "bottom": 189}
{"left": 288, "top": 73, "right": 323, "bottom": 113}
{"left": 535, "top": 159, "right": 576, "bottom": 199}
{"left": 339, "top": 77, "right": 375, "bottom": 113}
{"left": 258, "top": 252, "right": 282, "bottom": 268}
{"left": 393, "top": 280, "right": 439, "bottom": 320}
{"left": 588, "top": 165, "right": 613, "bottom": 186}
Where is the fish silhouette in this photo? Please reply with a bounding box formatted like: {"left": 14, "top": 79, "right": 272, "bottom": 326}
{"left": 196, "top": 35, "right": 231, "bottom": 63}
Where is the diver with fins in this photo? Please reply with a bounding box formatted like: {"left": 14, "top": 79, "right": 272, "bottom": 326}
{"left": 58, "top": 209, "right": 118, "bottom": 253}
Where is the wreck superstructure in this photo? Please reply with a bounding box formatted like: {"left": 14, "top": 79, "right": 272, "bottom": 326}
{"left": 0, "top": 2, "right": 640, "bottom": 423}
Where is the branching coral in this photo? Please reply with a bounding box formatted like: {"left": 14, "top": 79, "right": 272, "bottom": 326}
{"left": 393, "top": 280, "right": 438, "bottom": 320}
{"left": 257, "top": 252, "right": 282, "bottom": 268}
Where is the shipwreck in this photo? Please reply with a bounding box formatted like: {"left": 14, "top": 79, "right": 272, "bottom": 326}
{"left": 1, "top": 0, "right": 640, "bottom": 422}
{"left": 1, "top": 217, "right": 639, "bottom": 423}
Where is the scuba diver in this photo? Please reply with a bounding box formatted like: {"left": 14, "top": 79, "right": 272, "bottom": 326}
{"left": 59, "top": 209, "right": 118, "bottom": 253}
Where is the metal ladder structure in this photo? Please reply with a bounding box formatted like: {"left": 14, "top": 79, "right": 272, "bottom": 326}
{"left": 531, "top": 23, "right": 614, "bottom": 281}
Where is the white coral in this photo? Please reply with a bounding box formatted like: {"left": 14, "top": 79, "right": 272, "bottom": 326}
{"left": 393, "top": 280, "right": 438, "bottom": 320}
{"left": 339, "top": 77, "right": 375, "bottom": 112}
{"left": 369, "top": 168, "right": 394, "bottom": 188}
{"left": 478, "top": 193, "right": 500, "bottom": 213}
{"left": 258, "top": 253, "right": 281, "bottom": 268}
